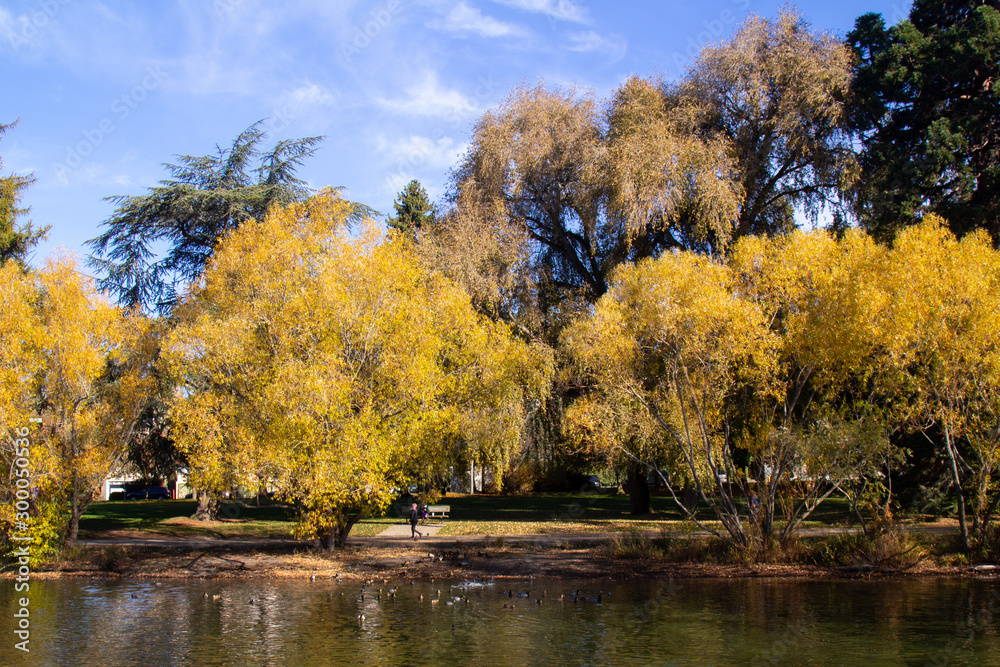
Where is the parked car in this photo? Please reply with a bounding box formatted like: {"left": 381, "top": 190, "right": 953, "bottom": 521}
{"left": 125, "top": 486, "right": 170, "bottom": 500}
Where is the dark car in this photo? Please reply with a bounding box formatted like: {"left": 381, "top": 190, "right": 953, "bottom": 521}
{"left": 125, "top": 486, "right": 171, "bottom": 500}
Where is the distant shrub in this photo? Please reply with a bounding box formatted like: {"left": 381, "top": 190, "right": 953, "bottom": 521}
{"left": 97, "top": 545, "right": 132, "bottom": 573}
{"left": 605, "top": 531, "right": 667, "bottom": 559}
{"left": 807, "top": 520, "right": 924, "bottom": 569}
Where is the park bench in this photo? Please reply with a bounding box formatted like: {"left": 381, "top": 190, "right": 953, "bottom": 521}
{"left": 426, "top": 505, "right": 450, "bottom": 519}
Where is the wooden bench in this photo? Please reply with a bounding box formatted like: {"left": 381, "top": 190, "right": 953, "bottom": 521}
{"left": 426, "top": 505, "right": 450, "bottom": 519}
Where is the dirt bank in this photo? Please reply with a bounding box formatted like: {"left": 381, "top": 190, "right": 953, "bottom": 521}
{"left": 13, "top": 535, "right": 997, "bottom": 582}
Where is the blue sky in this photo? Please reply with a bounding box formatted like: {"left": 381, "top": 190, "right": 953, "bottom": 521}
{"left": 1, "top": 0, "right": 912, "bottom": 268}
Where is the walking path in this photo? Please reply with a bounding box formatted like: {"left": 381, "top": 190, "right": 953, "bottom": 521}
{"left": 376, "top": 522, "right": 443, "bottom": 539}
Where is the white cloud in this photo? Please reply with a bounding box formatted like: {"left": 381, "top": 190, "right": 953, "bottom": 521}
{"left": 377, "top": 133, "right": 467, "bottom": 197}
{"left": 274, "top": 82, "right": 337, "bottom": 112}
{"left": 383, "top": 171, "right": 414, "bottom": 196}
{"left": 46, "top": 161, "right": 134, "bottom": 189}
{"left": 378, "top": 72, "right": 479, "bottom": 119}
{"left": 429, "top": 2, "right": 528, "bottom": 38}
{"left": 264, "top": 82, "right": 338, "bottom": 132}
{"left": 378, "top": 134, "right": 467, "bottom": 169}
{"left": 492, "top": 0, "right": 589, "bottom": 23}
{"left": 568, "top": 30, "right": 627, "bottom": 61}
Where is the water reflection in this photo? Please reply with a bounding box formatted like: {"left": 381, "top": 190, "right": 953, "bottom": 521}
{"left": 1, "top": 577, "right": 998, "bottom": 666}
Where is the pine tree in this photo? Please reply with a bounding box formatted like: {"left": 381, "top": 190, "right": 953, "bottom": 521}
{"left": 387, "top": 179, "right": 435, "bottom": 237}
{"left": 0, "top": 120, "right": 47, "bottom": 265}
{"left": 848, "top": 0, "right": 1000, "bottom": 243}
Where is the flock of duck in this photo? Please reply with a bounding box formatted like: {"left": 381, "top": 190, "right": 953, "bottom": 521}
{"left": 186, "top": 576, "right": 609, "bottom": 624}
{"left": 350, "top": 578, "right": 609, "bottom": 622}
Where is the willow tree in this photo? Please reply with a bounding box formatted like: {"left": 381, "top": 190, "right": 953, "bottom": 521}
{"left": 670, "top": 9, "right": 857, "bottom": 238}
{"left": 565, "top": 251, "right": 779, "bottom": 544}
{"left": 446, "top": 81, "right": 740, "bottom": 326}
{"left": 567, "top": 228, "right": 908, "bottom": 548}
{"left": 729, "top": 229, "right": 903, "bottom": 543}
{"left": 0, "top": 259, "right": 154, "bottom": 554}
{"left": 164, "top": 191, "right": 549, "bottom": 548}
{"left": 880, "top": 217, "right": 1000, "bottom": 550}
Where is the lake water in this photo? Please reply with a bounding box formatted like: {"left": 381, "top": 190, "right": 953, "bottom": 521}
{"left": 1, "top": 576, "right": 998, "bottom": 666}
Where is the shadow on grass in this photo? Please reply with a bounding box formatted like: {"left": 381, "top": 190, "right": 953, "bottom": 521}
{"left": 80, "top": 501, "right": 298, "bottom": 537}
{"left": 429, "top": 492, "right": 854, "bottom": 525}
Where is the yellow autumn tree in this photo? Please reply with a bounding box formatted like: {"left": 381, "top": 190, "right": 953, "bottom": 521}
{"left": 164, "top": 190, "right": 549, "bottom": 549}
{"left": 565, "top": 251, "right": 779, "bottom": 546}
{"left": 568, "top": 228, "right": 909, "bottom": 550}
{"left": 1, "top": 258, "right": 154, "bottom": 558}
{"left": 880, "top": 217, "right": 1000, "bottom": 551}
{"left": 730, "top": 229, "right": 903, "bottom": 544}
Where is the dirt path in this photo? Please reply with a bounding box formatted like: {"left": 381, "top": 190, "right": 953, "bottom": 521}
{"left": 376, "top": 522, "right": 443, "bottom": 539}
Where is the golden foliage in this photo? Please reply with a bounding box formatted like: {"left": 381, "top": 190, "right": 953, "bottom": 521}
{"left": 1, "top": 257, "right": 154, "bottom": 556}
{"left": 164, "top": 190, "right": 551, "bottom": 547}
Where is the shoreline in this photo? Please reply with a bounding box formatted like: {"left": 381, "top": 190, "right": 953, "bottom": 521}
{"left": 7, "top": 534, "right": 999, "bottom": 582}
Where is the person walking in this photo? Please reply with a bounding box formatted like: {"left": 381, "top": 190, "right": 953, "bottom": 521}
{"left": 409, "top": 502, "right": 423, "bottom": 540}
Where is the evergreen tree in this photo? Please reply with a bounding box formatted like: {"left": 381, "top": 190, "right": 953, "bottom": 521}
{"left": 387, "top": 179, "right": 435, "bottom": 237}
{"left": 848, "top": 0, "right": 1000, "bottom": 243}
{"left": 0, "top": 120, "right": 47, "bottom": 265}
{"left": 88, "top": 121, "right": 375, "bottom": 313}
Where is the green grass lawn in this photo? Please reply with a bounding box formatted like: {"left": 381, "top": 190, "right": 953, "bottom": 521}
{"left": 79, "top": 492, "right": 856, "bottom": 540}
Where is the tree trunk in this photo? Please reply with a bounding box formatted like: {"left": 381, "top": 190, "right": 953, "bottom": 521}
{"left": 64, "top": 418, "right": 89, "bottom": 547}
{"left": 943, "top": 425, "right": 971, "bottom": 551}
{"left": 64, "top": 474, "right": 92, "bottom": 547}
{"left": 318, "top": 529, "right": 338, "bottom": 552}
{"left": 627, "top": 463, "right": 652, "bottom": 515}
{"left": 316, "top": 512, "right": 363, "bottom": 551}
{"left": 979, "top": 489, "right": 1000, "bottom": 545}
{"left": 191, "top": 491, "right": 219, "bottom": 521}
{"left": 337, "top": 512, "right": 362, "bottom": 549}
